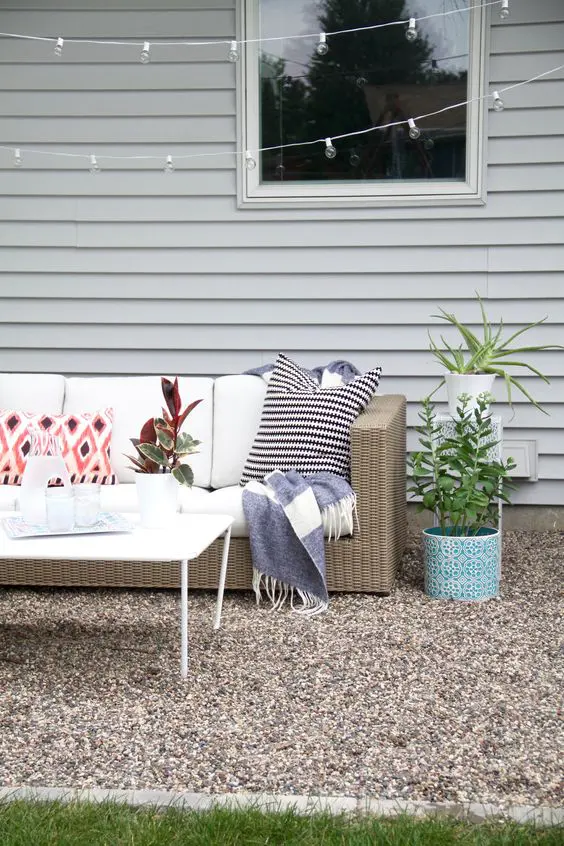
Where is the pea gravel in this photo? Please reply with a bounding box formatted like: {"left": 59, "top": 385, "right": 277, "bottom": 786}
{"left": 0, "top": 530, "right": 562, "bottom": 808}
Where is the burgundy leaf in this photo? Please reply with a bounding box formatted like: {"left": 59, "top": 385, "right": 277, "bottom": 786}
{"left": 161, "top": 377, "right": 176, "bottom": 418}
{"left": 173, "top": 377, "right": 182, "bottom": 416}
{"left": 139, "top": 417, "right": 157, "bottom": 444}
{"left": 177, "top": 398, "right": 203, "bottom": 429}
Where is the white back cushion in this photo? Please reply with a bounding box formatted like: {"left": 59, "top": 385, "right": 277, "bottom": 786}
{"left": 211, "top": 375, "right": 266, "bottom": 488}
{"left": 0, "top": 373, "right": 65, "bottom": 414}
{"left": 63, "top": 376, "right": 214, "bottom": 486}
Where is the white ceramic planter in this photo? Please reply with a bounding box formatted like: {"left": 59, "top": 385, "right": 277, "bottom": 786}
{"left": 445, "top": 373, "right": 495, "bottom": 417}
{"left": 135, "top": 472, "right": 178, "bottom": 529}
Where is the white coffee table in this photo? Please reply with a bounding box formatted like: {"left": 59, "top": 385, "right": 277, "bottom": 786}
{"left": 0, "top": 512, "right": 233, "bottom": 678}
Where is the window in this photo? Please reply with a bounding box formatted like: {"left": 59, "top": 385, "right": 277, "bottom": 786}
{"left": 239, "top": 0, "right": 487, "bottom": 207}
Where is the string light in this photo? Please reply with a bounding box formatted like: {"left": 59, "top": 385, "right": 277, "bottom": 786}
{"left": 407, "top": 118, "right": 421, "bottom": 140}
{"left": 349, "top": 150, "right": 361, "bottom": 167}
{"left": 140, "top": 41, "right": 150, "bottom": 63}
{"left": 0, "top": 1, "right": 508, "bottom": 57}
{"left": 324, "top": 138, "right": 337, "bottom": 159}
{"left": 164, "top": 155, "right": 174, "bottom": 173}
{"left": 54, "top": 37, "right": 64, "bottom": 57}
{"left": 2, "top": 64, "right": 562, "bottom": 171}
{"left": 316, "top": 33, "right": 328, "bottom": 56}
{"left": 499, "top": 0, "right": 510, "bottom": 19}
{"left": 228, "top": 40, "right": 239, "bottom": 62}
{"left": 14, "top": 148, "right": 22, "bottom": 167}
{"left": 405, "top": 18, "right": 417, "bottom": 42}
{"left": 89, "top": 154, "right": 100, "bottom": 174}
{"left": 245, "top": 151, "right": 257, "bottom": 170}
{"left": 491, "top": 90, "right": 505, "bottom": 111}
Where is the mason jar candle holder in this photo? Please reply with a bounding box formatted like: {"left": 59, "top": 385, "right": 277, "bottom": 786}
{"left": 73, "top": 483, "right": 101, "bottom": 527}
{"left": 45, "top": 487, "right": 75, "bottom": 533}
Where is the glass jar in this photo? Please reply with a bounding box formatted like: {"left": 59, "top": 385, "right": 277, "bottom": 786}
{"left": 73, "top": 483, "right": 101, "bottom": 527}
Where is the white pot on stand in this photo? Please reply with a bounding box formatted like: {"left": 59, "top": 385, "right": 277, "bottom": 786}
{"left": 135, "top": 472, "right": 178, "bottom": 528}
{"left": 445, "top": 373, "right": 496, "bottom": 417}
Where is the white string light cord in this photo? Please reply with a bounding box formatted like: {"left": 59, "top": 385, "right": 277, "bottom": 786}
{"left": 0, "top": 0, "right": 508, "bottom": 57}
{"left": 1, "top": 63, "right": 562, "bottom": 171}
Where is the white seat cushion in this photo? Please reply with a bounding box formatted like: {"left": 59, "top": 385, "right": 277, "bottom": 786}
{"left": 0, "top": 487, "right": 17, "bottom": 511}
{"left": 63, "top": 376, "right": 214, "bottom": 488}
{"left": 100, "top": 482, "right": 211, "bottom": 514}
{"left": 179, "top": 484, "right": 352, "bottom": 539}
{"left": 211, "top": 375, "right": 266, "bottom": 489}
{"left": 0, "top": 373, "right": 65, "bottom": 414}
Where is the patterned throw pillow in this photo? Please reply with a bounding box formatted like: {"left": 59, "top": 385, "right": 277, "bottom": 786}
{"left": 240, "top": 354, "right": 381, "bottom": 484}
{"left": 0, "top": 408, "right": 116, "bottom": 485}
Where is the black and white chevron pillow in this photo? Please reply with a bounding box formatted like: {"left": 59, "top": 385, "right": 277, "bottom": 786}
{"left": 240, "top": 354, "right": 381, "bottom": 484}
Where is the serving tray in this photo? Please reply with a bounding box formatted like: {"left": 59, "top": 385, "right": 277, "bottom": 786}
{"left": 2, "top": 512, "right": 133, "bottom": 539}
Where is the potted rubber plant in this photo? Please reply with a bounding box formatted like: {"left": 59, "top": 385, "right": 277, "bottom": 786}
{"left": 408, "top": 392, "right": 516, "bottom": 601}
{"left": 428, "top": 292, "right": 563, "bottom": 415}
{"left": 125, "top": 377, "right": 202, "bottom": 528}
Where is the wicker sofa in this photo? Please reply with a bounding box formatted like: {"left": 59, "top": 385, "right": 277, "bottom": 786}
{"left": 0, "top": 372, "right": 406, "bottom": 593}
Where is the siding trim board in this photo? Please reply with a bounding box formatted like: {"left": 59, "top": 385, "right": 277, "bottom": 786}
{"left": 0, "top": 1, "right": 562, "bottom": 506}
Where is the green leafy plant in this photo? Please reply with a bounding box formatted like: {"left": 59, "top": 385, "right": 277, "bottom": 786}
{"left": 408, "top": 393, "right": 516, "bottom": 536}
{"left": 125, "top": 377, "right": 202, "bottom": 487}
{"left": 428, "top": 292, "right": 563, "bottom": 413}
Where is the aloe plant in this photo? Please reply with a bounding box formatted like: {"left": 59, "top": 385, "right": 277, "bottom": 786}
{"left": 428, "top": 292, "right": 563, "bottom": 414}
{"left": 125, "top": 377, "right": 202, "bottom": 487}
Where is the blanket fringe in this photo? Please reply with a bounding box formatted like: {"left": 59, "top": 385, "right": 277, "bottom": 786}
{"left": 321, "top": 493, "right": 357, "bottom": 541}
{"left": 253, "top": 569, "right": 328, "bottom": 616}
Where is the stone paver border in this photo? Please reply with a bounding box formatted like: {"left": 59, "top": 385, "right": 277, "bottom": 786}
{"left": 0, "top": 786, "right": 562, "bottom": 827}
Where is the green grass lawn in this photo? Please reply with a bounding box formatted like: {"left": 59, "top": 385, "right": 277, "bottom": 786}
{"left": 0, "top": 800, "right": 561, "bottom": 846}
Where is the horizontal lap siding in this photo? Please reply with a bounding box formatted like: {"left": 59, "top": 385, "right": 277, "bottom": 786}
{"left": 0, "top": 1, "right": 562, "bottom": 504}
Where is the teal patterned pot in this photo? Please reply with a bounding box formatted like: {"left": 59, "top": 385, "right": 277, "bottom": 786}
{"left": 422, "top": 527, "right": 500, "bottom": 601}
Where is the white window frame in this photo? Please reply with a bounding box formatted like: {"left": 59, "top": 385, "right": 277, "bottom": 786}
{"left": 238, "top": 0, "right": 488, "bottom": 208}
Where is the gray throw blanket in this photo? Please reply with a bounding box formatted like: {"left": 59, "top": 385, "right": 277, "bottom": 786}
{"left": 242, "top": 469, "right": 356, "bottom": 615}
{"left": 245, "top": 359, "right": 361, "bottom": 387}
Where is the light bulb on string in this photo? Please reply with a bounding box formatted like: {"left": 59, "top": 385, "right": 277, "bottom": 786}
{"left": 492, "top": 90, "right": 504, "bottom": 111}
{"left": 423, "top": 137, "right": 434, "bottom": 151}
{"left": 54, "top": 37, "right": 64, "bottom": 57}
{"left": 89, "top": 154, "right": 100, "bottom": 174}
{"left": 14, "top": 148, "right": 23, "bottom": 168}
{"left": 316, "top": 33, "right": 329, "bottom": 56}
{"left": 349, "top": 150, "right": 360, "bottom": 167}
{"left": 228, "top": 41, "right": 239, "bottom": 62}
{"left": 245, "top": 150, "right": 257, "bottom": 170}
{"left": 164, "top": 155, "right": 174, "bottom": 173}
{"left": 406, "top": 18, "right": 417, "bottom": 42}
{"left": 408, "top": 118, "right": 420, "bottom": 140}
{"left": 356, "top": 76, "right": 367, "bottom": 88}
{"left": 324, "top": 137, "right": 337, "bottom": 159}
{"left": 499, "top": 0, "right": 509, "bottom": 19}
{"left": 140, "top": 41, "right": 151, "bottom": 63}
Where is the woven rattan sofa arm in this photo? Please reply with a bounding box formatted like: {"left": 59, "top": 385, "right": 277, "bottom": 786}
{"left": 349, "top": 394, "right": 407, "bottom": 589}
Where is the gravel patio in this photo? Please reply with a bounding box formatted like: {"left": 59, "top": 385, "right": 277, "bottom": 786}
{"left": 0, "top": 530, "right": 562, "bottom": 809}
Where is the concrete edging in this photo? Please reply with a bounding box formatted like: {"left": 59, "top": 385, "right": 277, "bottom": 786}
{"left": 0, "top": 786, "right": 562, "bottom": 827}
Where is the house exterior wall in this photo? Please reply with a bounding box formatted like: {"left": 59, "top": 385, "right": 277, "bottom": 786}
{"left": 0, "top": 0, "right": 562, "bottom": 504}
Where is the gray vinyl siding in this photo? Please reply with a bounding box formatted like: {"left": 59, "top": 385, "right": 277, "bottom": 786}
{"left": 0, "top": 0, "right": 563, "bottom": 505}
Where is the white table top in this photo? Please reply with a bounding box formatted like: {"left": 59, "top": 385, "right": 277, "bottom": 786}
{"left": 0, "top": 512, "right": 233, "bottom": 562}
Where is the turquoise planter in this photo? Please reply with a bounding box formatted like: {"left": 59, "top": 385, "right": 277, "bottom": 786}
{"left": 422, "top": 527, "right": 500, "bottom": 601}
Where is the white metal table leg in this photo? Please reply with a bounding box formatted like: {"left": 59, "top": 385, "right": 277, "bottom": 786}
{"left": 214, "top": 525, "right": 232, "bottom": 630}
{"left": 180, "top": 558, "right": 188, "bottom": 678}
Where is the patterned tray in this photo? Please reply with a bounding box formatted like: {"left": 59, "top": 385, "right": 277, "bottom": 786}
{"left": 2, "top": 512, "right": 133, "bottom": 539}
